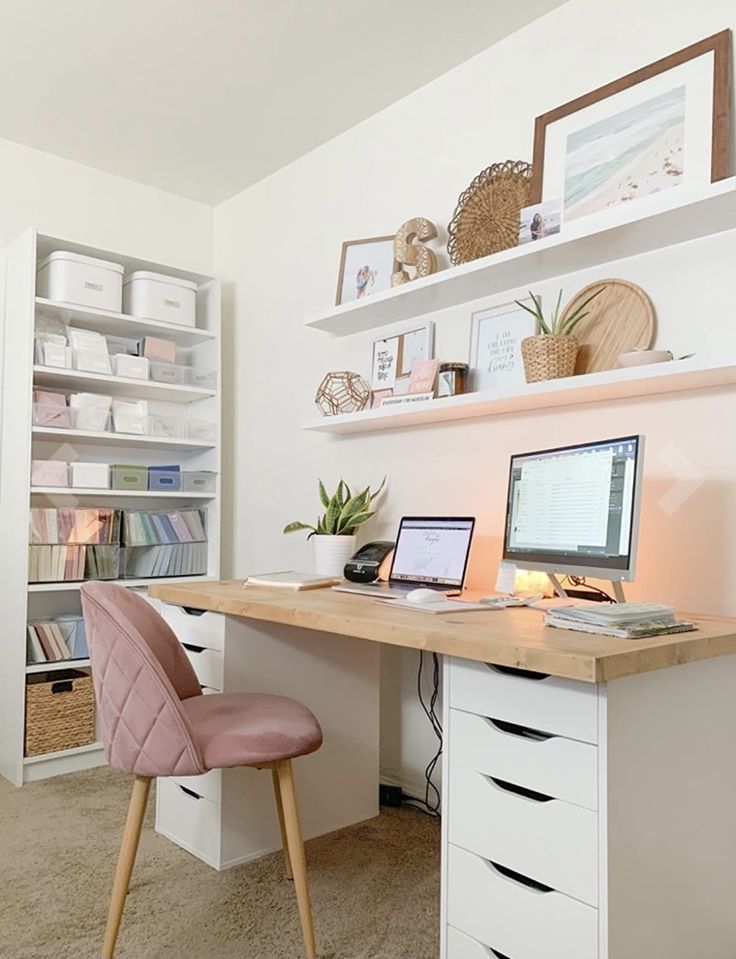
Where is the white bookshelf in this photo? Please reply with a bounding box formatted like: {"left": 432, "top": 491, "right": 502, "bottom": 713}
{"left": 0, "top": 228, "right": 222, "bottom": 786}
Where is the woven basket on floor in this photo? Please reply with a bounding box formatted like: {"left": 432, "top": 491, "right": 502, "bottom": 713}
{"left": 447, "top": 160, "right": 532, "bottom": 265}
{"left": 24, "top": 670, "right": 95, "bottom": 757}
{"left": 521, "top": 335, "right": 579, "bottom": 383}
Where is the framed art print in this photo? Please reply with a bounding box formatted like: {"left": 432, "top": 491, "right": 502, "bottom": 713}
{"left": 336, "top": 236, "right": 395, "bottom": 305}
{"left": 530, "top": 31, "right": 731, "bottom": 228}
{"left": 469, "top": 300, "right": 537, "bottom": 391}
{"left": 370, "top": 322, "right": 434, "bottom": 393}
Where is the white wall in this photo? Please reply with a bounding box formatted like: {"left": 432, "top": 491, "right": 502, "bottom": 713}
{"left": 215, "top": 0, "right": 736, "bottom": 797}
{"left": 0, "top": 136, "right": 212, "bottom": 271}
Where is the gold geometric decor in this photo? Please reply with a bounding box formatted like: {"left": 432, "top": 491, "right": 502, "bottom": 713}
{"left": 315, "top": 371, "right": 371, "bottom": 416}
{"left": 447, "top": 160, "right": 532, "bottom": 265}
{"left": 391, "top": 218, "right": 439, "bottom": 287}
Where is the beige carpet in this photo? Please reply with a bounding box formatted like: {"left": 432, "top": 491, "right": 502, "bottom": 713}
{"left": 0, "top": 767, "right": 439, "bottom": 959}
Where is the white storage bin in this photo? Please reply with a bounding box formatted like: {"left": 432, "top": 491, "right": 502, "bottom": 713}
{"left": 73, "top": 348, "right": 111, "bottom": 375}
{"left": 149, "top": 362, "right": 187, "bottom": 385}
{"left": 181, "top": 470, "right": 217, "bottom": 493}
{"left": 123, "top": 271, "right": 197, "bottom": 328}
{"left": 186, "top": 368, "right": 217, "bottom": 390}
{"left": 37, "top": 251, "right": 124, "bottom": 313}
{"left": 70, "top": 462, "right": 109, "bottom": 489}
{"left": 187, "top": 419, "right": 217, "bottom": 443}
{"left": 113, "top": 354, "right": 150, "bottom": 380}
{"left": 149, "top": 413, "right": 186, "bottom": 439}
{"left": 36, "top": 341, "right": 71, "bottom": 369}
{"left": 31, "top": 460, "right": 69, "bottom": 487}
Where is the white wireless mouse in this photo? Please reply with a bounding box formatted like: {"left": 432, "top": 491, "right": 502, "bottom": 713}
{"left": 406, "top": 588, "right": 445, "bottom": 605}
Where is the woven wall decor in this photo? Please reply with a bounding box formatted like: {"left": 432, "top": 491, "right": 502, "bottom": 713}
{"left": 315, "top": 371, "right": 370, "bottom": 417}
{"left": 447, "top": 160, "right": 532, "bottom": 265}
{"left": 391, "top": 217, "right": 439, "bottom": 287}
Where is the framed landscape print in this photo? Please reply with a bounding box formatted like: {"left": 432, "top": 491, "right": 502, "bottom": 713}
{"left": 335, "top": 236, "right": 395, "bottom": 305}
{"left": 469, "top": 301, "right": 537, "bottom": 392}
{"left": 530, "top": 31, "right": 731, "bottom": 228}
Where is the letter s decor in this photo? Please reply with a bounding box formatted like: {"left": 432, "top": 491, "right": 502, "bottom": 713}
{"left": 391, "top": 218, "right": 439, "bottom": 287}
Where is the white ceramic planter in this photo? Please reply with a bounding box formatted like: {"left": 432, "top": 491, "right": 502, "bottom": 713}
{"left": 313, "top": 534, "right": 356, "bottom": 578}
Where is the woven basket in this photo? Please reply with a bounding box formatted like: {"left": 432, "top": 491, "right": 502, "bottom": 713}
{"left": 25, "top": 670, "right": 95, "bottom": 757}
{"left": 521, "top": 335, "right": 579, "bottom": 383}
{"left": 447, "top": 160, "right": 532, "bottom": 265}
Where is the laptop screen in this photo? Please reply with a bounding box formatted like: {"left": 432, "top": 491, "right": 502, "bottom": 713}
{"left": 390, "top": 517, "right": 475, "bottom": 587}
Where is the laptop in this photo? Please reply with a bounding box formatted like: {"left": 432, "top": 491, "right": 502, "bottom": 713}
{"left": 333, "top": 516, "right": 475, "bottom": 598}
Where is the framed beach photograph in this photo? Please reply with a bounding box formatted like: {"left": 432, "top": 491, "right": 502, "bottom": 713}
{"left": 469, "top": 300, "right": 537, "bottom": 392}
{"left": 530, "top": 31, "right": 731, "bottom": 228}
{"left": 335, "top": 235, "right": 395, "bottom": 305}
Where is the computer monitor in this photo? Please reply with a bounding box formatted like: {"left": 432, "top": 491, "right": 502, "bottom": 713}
{"left": 502, "top": 435, "right": 644, "bottom": 582}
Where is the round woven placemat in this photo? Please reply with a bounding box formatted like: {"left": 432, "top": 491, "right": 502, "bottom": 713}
{"left": 447, "top": 160, "right": 532, "bottom": 265}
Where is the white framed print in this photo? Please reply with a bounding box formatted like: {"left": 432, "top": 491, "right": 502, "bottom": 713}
{"left": 469, "top": 300, "right": 537, "bottom": 392}
{"left": 336, "top": 235, "right": 395, "bottom": 305}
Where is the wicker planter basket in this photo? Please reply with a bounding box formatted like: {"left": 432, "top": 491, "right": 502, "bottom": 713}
{"left": 521, "top": 335, "right": 579, "bottom": 383}
{"left": 24, "top": 669, "right": 95, "bottom": 757}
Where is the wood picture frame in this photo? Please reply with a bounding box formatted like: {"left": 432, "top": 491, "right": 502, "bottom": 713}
{"left": 530, "top": 30, "right": 732, "bottom": 205}
{"left": 335, "top": 235, "right": 395, "bottom": 306}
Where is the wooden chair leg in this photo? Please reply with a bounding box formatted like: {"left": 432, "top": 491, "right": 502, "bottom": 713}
{"left": 275, "top": 759, "right": 317, "bottom": 959}
{"left": 102, "top": 775, "right": 151, "bottom": 959}
{"left": 271, "top": 767, "right": 293, "bottom": 879}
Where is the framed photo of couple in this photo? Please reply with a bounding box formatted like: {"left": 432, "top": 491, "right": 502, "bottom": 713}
{"left": 335, "top": 236, "right": 395, "bottom": 306}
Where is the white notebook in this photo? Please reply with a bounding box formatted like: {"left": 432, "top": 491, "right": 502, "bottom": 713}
{"left": 243, "top": 571, "right": 340, "bottom": 590}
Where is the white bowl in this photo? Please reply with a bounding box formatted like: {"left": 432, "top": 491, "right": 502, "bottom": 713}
{"left": 618, "top": 349, "right": 673, "bottom": 368}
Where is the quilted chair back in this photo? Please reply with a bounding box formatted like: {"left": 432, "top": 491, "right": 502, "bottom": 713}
{"left": 80, "top": 582, "right": 206, "bottom": 777}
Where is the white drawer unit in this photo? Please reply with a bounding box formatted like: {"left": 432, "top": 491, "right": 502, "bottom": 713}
{"left": 447, "top": 926, "right": 505, "bottom": 959}
{"left": 170, "top": 768, "right": 221, "bottom": 804}
{"left": 449, "top": 708, "right": 598, "bottom": 810}
{"left": 156, "top": 777, "right": 221, "bottom": 868}
{"left": 447, "top": 844, "right": 598, "bottom": 959}
{"left": 448, "top": 658, "right": 598, "bottom": 744}
{"left": 182, "top": 644, "right": 223, "bottom": 690}
{"left": 449, "top": 765, "right": 598, "bottom": 906}
{"left": 162, "top": 603, "right": 225, "bottom": 652}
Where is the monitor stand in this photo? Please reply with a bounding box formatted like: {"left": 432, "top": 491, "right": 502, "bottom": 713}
{"left": 547, "top": 573, "right": 626, "bottom": 603}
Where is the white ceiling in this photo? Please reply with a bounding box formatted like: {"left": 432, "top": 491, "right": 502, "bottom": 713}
{"left": 0, "top": 0, "right": 565, "bottom": 205}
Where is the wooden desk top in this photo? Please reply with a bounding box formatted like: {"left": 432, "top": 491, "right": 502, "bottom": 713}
{"left": 148, "top": 580, "right": 736, "bottom": 684}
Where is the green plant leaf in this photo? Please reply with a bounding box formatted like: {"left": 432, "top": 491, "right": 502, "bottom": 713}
{"left": 550, "top": 288, "right": 563, "bottom": 334}
{"left": 337, "top": 488, "right": 370, "bottom": 531}
{"left": 369, "top": 476, "right": 386, "bottom": 502}
{"left": 318, "top": 480, "right": 330, "bottom": 509}
{"left": 283, "top": 521, "right": 315, "bottom": 534}
{"left": 342, "top": 510, "right": 375, "bottom": 531}
{"left": 324, "top": 491, "right": 342, "bottom": 534}
{"left": 559, "top": 285, "right": 606, "bottom": 335}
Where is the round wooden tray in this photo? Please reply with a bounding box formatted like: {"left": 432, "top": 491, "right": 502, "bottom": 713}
{"left": 561, "top": 279, "right": 655, "bottom": 374}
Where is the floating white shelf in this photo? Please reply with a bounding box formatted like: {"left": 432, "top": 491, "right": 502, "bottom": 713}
{"left": 33, "top": 365, "right": 216, "bottom": 403}
{"left": 303, "top": 359, "right": 736, "bottom": 435}
{"left": 23, "top": 740, "right": 103, "bottom": 765}
{"left": 36, "top": 297, "right": 215, "bottom": 348}
{"left": 31, "top": 487, "right": 215, "bottom": 499}
{"left": 32, "top": 426, "right": 215, "bottom": 450}
{"left": 26, "top": 659, "right": 90, "bottom": 675}
{"left": 305, "top": 180, "right": 736, "bottom": 336}
{"left": 28, "top": 575, "right": 217, "bottom": 593}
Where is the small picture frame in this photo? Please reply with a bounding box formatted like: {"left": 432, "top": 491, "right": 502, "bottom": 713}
{"left": 519, "top": 199, "right": 561, "bottom": 244}
{"left": 469, "top": 300, "right": 537, "bottom": 392}
{"left": 370, "top": 321, "right": 434, "bottom": 394}
{"left": 336, "top": 236, "right": 395, "bottom": 306}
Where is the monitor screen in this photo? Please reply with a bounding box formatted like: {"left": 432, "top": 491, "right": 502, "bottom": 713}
{"left": 390, "top": 517, "right": 475, "bottom": 587}
{"left": 503, "top": 436, "right": 643, "bottom": 578}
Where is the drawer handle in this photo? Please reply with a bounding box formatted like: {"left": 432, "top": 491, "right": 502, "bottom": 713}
{"left": 487, "top": 664, "right": 549, "bottom": 681}
{"left": 182, "top": 642, "right": 205, "bottom": 654}
{"left": 181, "top": 606, "right": 206, "bottom": 617}
{"left": 489, "top": 776, "right": 553, "bottom": 803}
{"left": 487, "top": 718, "right": 553, "bottom": 742}
{"left": 51, "top": 680, "right": 73, "bottom": 694}
{"left": 489, "top": 859, "right": 553, "bottom": 893}
{"left": 177, "top": 785, "right": 202, "bottom": 800}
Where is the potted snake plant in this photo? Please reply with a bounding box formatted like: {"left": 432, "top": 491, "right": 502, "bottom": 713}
{"left": 516, "top": 286, "right": 605, "bottom": 382}
{"left": 284, "top": 478, "right": 385, "bottom": 577}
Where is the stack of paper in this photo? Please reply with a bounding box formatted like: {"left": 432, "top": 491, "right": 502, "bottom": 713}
{"left": 26, "top": 615, "right": 88, "bottom": 664}
{"left": 545, "top": 602, "right": 695, "bottom": 639}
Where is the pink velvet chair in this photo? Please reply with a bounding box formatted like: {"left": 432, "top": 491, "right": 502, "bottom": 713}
{"left": 80, "top": 582, "right": 323, "bottom": 959}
